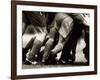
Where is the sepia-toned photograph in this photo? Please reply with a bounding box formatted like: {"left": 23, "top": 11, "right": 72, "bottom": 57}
{"left": 11, "top": 1, "right": 97, "bottom": 79}
{"left": 22, "top": 11, "right": 90, "bottom": 69}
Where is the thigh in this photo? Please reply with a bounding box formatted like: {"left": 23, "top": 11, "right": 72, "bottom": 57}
{"left": 59, "top": 16, "right": 73, "bottom": 39}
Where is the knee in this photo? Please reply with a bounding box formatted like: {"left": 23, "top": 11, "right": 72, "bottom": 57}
{"left": 36, "top": 33, "right": 46, "bottom": 42}
{"left": 49, "top": 27, "right": 57, "bottom": 39}
{"left": 33, "top": 39, "right": 43, "bottom": 46}
{"left": 46, "top": 38, "right": 54, "bottom": 45}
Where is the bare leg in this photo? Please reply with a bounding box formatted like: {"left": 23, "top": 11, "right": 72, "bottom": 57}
{"left": 51, "top": 35, "right": 65, "bottom": 54}
{"left": 26, "top": 33, "right": 46, "bottom": 62}
{"left": 27, "top": 39, "right": 43, "bottom": 61}
{"left": 42, "top": 39, "right": 54, "bottom": 62}
{"left": 42, "top": 27, "right": 57, "bottom": 63}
